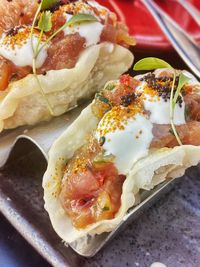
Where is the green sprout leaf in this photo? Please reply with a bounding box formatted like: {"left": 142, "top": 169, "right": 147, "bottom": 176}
{"left": 96, "top": 93, "right": 110, "bottom": 104}
{"left": 102, "top": 206, "right": 110, "bottom": 212}
{"left": 41, "top": 0, "right": 60, "bottom": 11}
{"left": 169, "top": 72, "right": 182, "bottom": 146}
{"left": 30, "top": 2, "right": 54, "bottom": 115}
{"left": 105, "top": 83, "right": 116, "bottom": 91}
{"left": 173, "top": 72, "right": 190, "bottom": 108}
{"left": 134, "top": 57, "right": 185, "bottom": 146}
{"left": 30, "top": 9, "right": 98, "bottom": 116}
{"left": 169, "top": 72, "right": 190, "bottom": 146}
{"left": 67, "top": 13, "right": 98, "bottom": 26}
{"left": 37, "top": 14, "right": 98, "bottom": 54}
{"left": 38, "top": 11, "right": 52, "bottom": 32}
{"left": 133, "top": 57, "right": 172, "bottom": 71}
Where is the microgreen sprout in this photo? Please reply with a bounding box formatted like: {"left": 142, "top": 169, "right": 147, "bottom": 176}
{"left": 133, "top": 57, "right": 190, "bottom": 145}
{"left": 30, "top": 0, "right": 98, "bottom": 115}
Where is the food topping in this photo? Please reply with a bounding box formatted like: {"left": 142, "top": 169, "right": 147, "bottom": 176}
{"left": 96, "top": 110, "right": 153, "bottom": 174}
{"left": 151, "top": 121, "right": 200, "bottom": 148}
{"left": 59, "top": 138, "right": 125, "bottom": 228}
{"left": 60, "top": 0, "right": 114, "bottom": 22}
{"left": 0, "top": 27, "right": 48, "bottom": 68}
{"left": 136, "top": 72, "right": 186, "bottom": 125}
{"left": 63, "top": 13, "right": 104, "bottom": 47}
{"left": 139, "top": 73, "right": 181, "bottom": 104}
{"left": 60, "top": 59, "right": 200, "bottom": 229}
{"left": 0, "top": 0, "right": 135, "bottom": 91}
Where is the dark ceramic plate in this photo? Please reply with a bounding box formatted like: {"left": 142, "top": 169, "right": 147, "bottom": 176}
{"left": 0, "top": 140, "right": 200, "bottom": 267}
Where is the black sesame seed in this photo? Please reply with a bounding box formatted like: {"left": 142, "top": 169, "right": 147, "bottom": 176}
{"left": 121, "top": 92, "right": 136, "bottom": 107}
{"left": 162, "top": 86, "right": 168, "bottom": 90}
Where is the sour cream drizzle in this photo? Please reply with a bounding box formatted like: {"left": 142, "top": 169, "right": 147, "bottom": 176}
{"left": 136, "top": 71, "right": 186, "bottom": 125}
{"left": 0, "top": 28, "right": 48, "bottom": 68}
{"left": 95, "top": 69, "right": 194, "bottom": 174}
{"left": 64, "top": 14, "right": 104, "bottom": 47}
{"left": 144, "top": 95, "right": 185, "bottom": 125}
{"left": 96, "top": 108, "right": 153, "bottom": 174}
{"left": 0, "top": 0, "right": 108, "bottom": 68}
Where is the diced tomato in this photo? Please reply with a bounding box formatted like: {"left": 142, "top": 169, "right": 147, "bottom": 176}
{"left": 0, "top": 0, "right": 38, "bottom": 34}
{"left": 104, "top": 75, "right": 139, "bottom": 106}
{"left": 39, "top": 33, "right": 85, "bottom": 72}
{"left": 151, "top": 121, "right": 200, "bottom": 148}
{"left": 184, "top": 93, "right": 200, "bottom": 121}
{"left": 11, "top": 64, "right": 32, "bottom": 80}
{"left": 116, "top": 22, "right": 136, "bottom": 47}
{"left": 120, "top": 74, "right": 137, "bottom": 87}
{"left": 62, "top": 168, "right": 101, "bottom": 199}
{"left": 60, "top": 154, "right": 125, "bottom": 229}
{"left": 100, "top": 24, "right": 117, "bottom": 43}
{"left": 51, "top": 9, "right": 66, "bottom": 34}
{"left": 0, "top": 1, "right": 133, "bottom": 87}
{"left": 0, "top": 60, "right": 11, "bottom": 91}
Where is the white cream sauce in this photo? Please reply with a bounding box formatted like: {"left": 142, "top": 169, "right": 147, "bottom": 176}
{"left": 136, "top": 72, "right": 186, "bottom": 125}
{"left": 143, "top": 94, "right": 186, "bottom": 125}
{"left": 96, "top": 112, "right": 153, "bottom": 174}
{"left": 95, "top": 68, "right": 195, "bottom": 174}
{"left": 0, "top": 1, "right": 107, "bottom": 67}
{"left": 0, "top": 29, "right": 48, "bottom": 68}
{"left": 64, "top": 14, "right": 104, "bottom": 47}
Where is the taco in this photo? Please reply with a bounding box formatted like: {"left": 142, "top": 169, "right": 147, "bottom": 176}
{"left": 0, "top": 0, "right": 134, "bottom": 131}
{"left": 43, "top": 65, "right": 200, "bottom": 243}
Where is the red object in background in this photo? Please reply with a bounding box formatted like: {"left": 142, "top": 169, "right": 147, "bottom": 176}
{"left": 98, "top": 0, "right": 200, "bottom": 51}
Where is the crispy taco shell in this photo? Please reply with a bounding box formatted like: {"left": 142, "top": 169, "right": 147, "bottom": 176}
{"left": 0, "top": 43, "right": 133, "bottom": 131}
{"left": 43, "top": 102, "right": 200, "bottom": 243}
